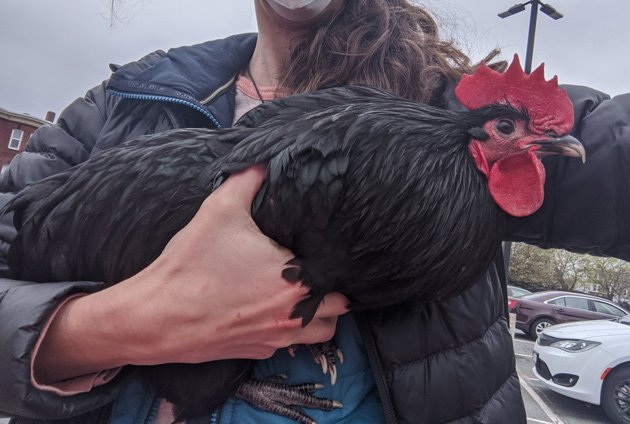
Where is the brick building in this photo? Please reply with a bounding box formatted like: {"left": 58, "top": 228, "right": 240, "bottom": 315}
{"left": 0, "top": 108, "right": 55, "bottom": 172}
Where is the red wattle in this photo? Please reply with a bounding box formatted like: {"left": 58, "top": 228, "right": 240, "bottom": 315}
{"left": 487, "top": 149, "right": 546, "bottom": 217}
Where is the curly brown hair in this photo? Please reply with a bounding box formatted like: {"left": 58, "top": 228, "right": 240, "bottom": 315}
{"left": 110, "top": 0, "right": 504, "bottom": 103}
{"left": 281, "top": 0, "right": 504, "bottom": 104}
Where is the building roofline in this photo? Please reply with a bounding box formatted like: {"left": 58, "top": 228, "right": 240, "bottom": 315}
{"left": 0, "top": 107, "right": 50, "bottom": 127}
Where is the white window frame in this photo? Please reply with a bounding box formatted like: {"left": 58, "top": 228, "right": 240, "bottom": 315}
{"left": 8, "top": 128, "right": 24, "bottom": 150}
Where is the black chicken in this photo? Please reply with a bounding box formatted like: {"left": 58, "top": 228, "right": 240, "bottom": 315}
{"left": 6, "top": 57, "right": 585, "bottom": 423}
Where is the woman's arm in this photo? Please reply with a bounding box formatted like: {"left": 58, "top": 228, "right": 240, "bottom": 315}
{"left": 506, "top": 85, "right": 630, "bottom": 261}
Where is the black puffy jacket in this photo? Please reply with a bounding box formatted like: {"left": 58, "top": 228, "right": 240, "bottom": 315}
{"left": 1, "top": 33, "right": 629, "bottom": 424}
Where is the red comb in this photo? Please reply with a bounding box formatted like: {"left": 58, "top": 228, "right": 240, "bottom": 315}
{"left": 455, "top": 54, "right": 574, "bottom": 135}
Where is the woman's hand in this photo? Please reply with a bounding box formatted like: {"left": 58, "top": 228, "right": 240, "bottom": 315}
{"left": 34, "top": 166, "right": 348, "bottom": 383}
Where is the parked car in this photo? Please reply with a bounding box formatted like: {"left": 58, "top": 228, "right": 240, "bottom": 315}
{"left": 533, "top": 316, "right": 630, "bottom": 424}
{"left": 508, "top": 291, "right": 629, "bottom": 339}
{"left": 507, "top": 285, "right": 532, "bottom": 298}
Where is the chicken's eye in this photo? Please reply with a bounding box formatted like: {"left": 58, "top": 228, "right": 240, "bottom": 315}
{"left": 496, "top": 119, "right": 516, "bottom": 135}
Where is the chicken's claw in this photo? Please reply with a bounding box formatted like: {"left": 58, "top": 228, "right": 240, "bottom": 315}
{"left": 308, "top": 341, "right": 344, "bottom": 385}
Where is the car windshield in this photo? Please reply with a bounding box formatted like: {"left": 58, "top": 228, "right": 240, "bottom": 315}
{"left": 508, "top": 286, "right": 531, "bottom": 297}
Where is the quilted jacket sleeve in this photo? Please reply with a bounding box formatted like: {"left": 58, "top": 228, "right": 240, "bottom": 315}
{"left": 506, "top": 85, "right": 630, "bottom": 261}
{"left": 0, "top": 82, "right": 125, "bottom": 419}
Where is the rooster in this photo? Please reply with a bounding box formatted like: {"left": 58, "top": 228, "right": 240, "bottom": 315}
{"left": 5, "top": 56, "right": 584, "bottom": 423}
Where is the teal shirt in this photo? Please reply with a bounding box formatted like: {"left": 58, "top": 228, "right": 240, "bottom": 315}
{"left": 109, "top": 315, "right": 384, "bottom": 424}
{"left": 218, "top": 314, "right": 384, "bottom": 423}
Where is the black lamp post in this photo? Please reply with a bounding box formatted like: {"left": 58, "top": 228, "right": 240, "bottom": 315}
{"left": 498, "top": 1, "right": 564, "bottom": 73}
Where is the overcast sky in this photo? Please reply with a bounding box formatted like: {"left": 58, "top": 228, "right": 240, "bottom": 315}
{"left": 1, "top": 0, "right": 628, "bottom": 120}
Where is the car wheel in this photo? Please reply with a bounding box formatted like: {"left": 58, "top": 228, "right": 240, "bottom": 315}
{"left": 602, "top": 367, "right": 630, "bottom": 424}
{"left": 530, "top": 318, "right": 554, "bottom": 340}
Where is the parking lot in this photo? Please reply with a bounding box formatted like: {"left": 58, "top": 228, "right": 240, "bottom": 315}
{"left": 0, "top": 334, "right": 616, "bottom": 424}
{"left": 514, "top": 331, "right": 613, "bottom": 424}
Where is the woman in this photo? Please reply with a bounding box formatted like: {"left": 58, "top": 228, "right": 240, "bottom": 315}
{"left": 1, "top": 0, "right": 629, "bottom": 423}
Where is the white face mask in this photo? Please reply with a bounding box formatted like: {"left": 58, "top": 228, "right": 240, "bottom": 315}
{"left": 264, "top": 0, "right": 335, "bottom": 22}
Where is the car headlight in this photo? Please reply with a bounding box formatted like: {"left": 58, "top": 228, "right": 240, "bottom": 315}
{"left": 550, "top": 339, "right": 601, "bottom": 352}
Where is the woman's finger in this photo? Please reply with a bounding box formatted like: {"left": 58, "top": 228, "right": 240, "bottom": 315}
{"left": 297, "top": 316, "right": 339, "bottom": 345}
{"left": 214, "top": 165, "right": 267, "bottom": 211}
{"left": 312, "top": 292, "right": 349, "bottom": 319}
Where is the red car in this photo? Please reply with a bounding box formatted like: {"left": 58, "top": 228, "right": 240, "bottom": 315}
{"left": 508, "top": 291, "right": 629, "bottom": 339}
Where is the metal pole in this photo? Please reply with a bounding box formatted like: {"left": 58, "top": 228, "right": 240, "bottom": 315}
{"left": 503, "top": 241, "right": 512, "bottom": 270}
{"left": 524, "top": 0, "right": 539, "bottom": 73}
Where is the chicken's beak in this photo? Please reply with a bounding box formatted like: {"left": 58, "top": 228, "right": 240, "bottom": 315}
{"left": 531, "top": 135, "right": 586, "bottom": 163}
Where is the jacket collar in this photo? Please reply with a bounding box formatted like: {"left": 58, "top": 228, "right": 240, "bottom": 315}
{"left": 107, "top": 33, "right": 258, "bottom": 128}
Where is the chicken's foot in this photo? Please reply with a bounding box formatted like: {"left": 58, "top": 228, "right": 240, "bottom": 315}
{"left": 235, "top": 376, "right": 343, "bottom": 424}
